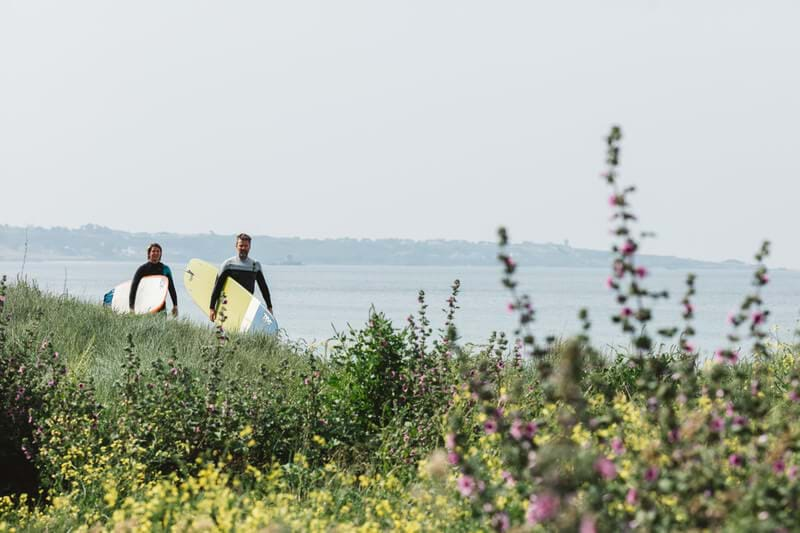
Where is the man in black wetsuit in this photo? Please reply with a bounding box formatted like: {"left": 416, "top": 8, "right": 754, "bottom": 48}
{"left": 208, "top": 233, "right": 273, "bottom": 322}
{"left": 130, "top": 243, "right": 179, "bottom": 316}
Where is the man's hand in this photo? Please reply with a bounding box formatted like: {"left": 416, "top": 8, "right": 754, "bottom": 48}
{"left": 172, "top": 306, "right": 178, "bottom": 317}
{"left": 209, "top": 309, "right": 216, "bottom": 322}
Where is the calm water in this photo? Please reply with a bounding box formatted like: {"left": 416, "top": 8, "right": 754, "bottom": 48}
{"left": 2, "top": 260, "right": 799, "bottom": 354}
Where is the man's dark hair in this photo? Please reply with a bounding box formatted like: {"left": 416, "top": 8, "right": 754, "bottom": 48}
{"left": 147, "top": 243, "right": 162, "bottom": 255}
{"left": 236, "top": 233, "right": 252, "bottom": 243}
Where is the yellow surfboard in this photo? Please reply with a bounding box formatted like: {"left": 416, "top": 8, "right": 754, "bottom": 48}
{"left": 183, "top": 258, "right": 278, "bottom": 334}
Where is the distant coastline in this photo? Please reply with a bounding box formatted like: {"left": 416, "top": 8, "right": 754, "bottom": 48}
{"left": 0, "top": 223, "right": 751, "bottom": 270}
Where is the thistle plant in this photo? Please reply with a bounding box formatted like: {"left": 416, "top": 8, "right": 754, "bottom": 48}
{"left": 434, "top": 279, "right": 461, "bottom": 358}
{"left": 406, "top": 290, "right": 432, "bottom": 358}
{"left": 678, "top": 273, "right": 697, "bottom": 354}
{"left": 497, "top": 227, "right": 551, "bottom": 372}
{"left": 716, "top": 241, "right": 771, "bottom": 364}
{"left": 602, "top": 126, "right": 668, "bottom": 355}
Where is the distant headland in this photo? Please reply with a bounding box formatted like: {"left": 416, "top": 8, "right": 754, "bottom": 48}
{"left": 0, "top": 224, "right": 749, "bottom": 269}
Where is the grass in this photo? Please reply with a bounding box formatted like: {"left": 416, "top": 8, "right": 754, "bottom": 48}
{"left": 4, "top": 281, "right": 304, "bottom": 403}
{"left": 4, "top": 270, "right": 800, "bottom": 531}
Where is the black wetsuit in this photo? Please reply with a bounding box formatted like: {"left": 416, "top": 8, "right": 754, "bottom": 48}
{"left": 209, "top": 256, "right": 272, "bottom": 311}
{"left": 130, "top": 262, "right": 178, "bottom": 310}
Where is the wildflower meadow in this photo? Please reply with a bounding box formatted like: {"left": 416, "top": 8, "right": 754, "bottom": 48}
{"left": 3, "top": 127, "right": 800, "bottom": 531}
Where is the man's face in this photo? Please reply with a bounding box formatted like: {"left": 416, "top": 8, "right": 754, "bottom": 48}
{"left": 236, "top": 239, "right": 251, "bottom": 260}
{"left": 148, "top": 247, "right": 162, "bottom": 263}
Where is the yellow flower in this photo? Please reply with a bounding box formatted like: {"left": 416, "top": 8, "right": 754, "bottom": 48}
{"left": 375, "top": 499, "right": 393, "bottom": 517}
{"left": 659, "top": 494, "right": 678, "bottom": 508}
{"left": 571, "top": 423, "right": 591, "bottom": 446}
{"left": 104, "top": 483, "right": 118, "bottom": 508}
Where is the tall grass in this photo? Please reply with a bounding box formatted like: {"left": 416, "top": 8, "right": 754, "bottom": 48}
{"left": 4, "top": 281, "right": 304, "bottom": 403}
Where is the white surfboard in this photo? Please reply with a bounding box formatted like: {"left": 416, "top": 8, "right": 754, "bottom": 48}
{"left": 105, "top": 275, "right": 169, "bottom": 314}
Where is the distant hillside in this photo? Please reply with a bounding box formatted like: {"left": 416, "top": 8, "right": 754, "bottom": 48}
{"left": 0, "top": 224, "right": 748, "bottom": 269}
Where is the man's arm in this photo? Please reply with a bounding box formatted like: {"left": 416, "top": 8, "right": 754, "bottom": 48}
{"left": 255, "top": 269, "right": 273, "bottom": 313}
{"left": 208, "top": 269, "right": 232, "bottom": 321}
{"left": 129, "top": 265, "right": 146, "bottom": 311}
{"left": 163, "top": 266, "right": 179, "bottom": 316}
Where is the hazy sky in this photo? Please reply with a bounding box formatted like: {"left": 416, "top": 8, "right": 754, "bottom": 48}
{"left": 2, "top": 1, "right": 799, "bottom": 267}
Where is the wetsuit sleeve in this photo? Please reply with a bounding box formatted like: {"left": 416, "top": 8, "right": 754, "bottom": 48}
{"left": 256, "top": 269, "right": 272, "bottom": 309}
{"left": 129, "top": 265, "right": 146, "bottom": 309}
{"left": 209, "top": 270, "right": 232, "bottom": 310}
{"left": 163, "top": 266, "right": 178, "bottom": 307}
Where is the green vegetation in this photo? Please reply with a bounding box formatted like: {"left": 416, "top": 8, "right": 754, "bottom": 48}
{"left": 3, "top": 127, "right": 800, "bottom": 531}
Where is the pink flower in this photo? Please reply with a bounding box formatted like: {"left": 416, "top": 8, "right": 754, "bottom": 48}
{"left": 621, "top": 240, "right": 636, "bottom": 256}
{"left": 501, "top": 471, "right": 516, "bottom": 487}
{"left": 457, "top": 475, "right": 477, "bottom": 498}
{"left": 484, "top": 418, "right": 498, "bottom": 434}
{"left": 709, "top": 417, "right": 725, "bottom": 433}
{"left": 509, "top": 419, "right": 523, "bottom": 440}
{"left": 594, "top": 456, "right": 617, "bottom": 480}
{"left": 715, "top": 349, "right": 737, "bottom": 365}
{"left": 609, "top": 194, "right": 621, "bottom": 206}
{"left": 789, "top": 390, "right": 800, "bottom": 402}
{"left": 579, "top": 514, "right": 597, "bottom": 533}
{"left": 682, "top": 342, "right": 695, "bottom": 354}
{"left": 788, "top": 466, "right": 799, "bottom": 480}
{"left": 491, "top": 512, "right": 510, "bottom": 532}
{"left": 611, "top": 437, "right": 625, "bottom": 455}
{"left": 507, "top": 302, "right": 515, "bottom": 312}
{"left": 527, "top": 493, "right": 560, "bottom": 524}
{"left": 606, "top": 276, "right": 617, "bottom": 290}
{"left": 729, "top": 454, "right": 743, "bottom": 467}
{"left": 644, "top": 466, "right": 660, "bottom": 482}
{"left": 773, "top": 460, "right": 786, "bottom": 474}
{"left": 445, "top": 433, "right": 456, "bottom": 450}
{"left": 634, "top": 266, "right": 648, "bottom": 278}
{"left": 621, "top": 307, "right": 633, "bottom": 318}
{"left": 626, "top": 487, "right": 638, "bottom": 505}
{"left": 752, "top": 311, "right": 765, "bottom": 325}
{"left": 447, "top": 452, "right": 460, "bottom": 465}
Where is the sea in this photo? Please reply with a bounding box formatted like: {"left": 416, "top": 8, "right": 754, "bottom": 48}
{"left": 2, "top": 260, "right": 799, "bottom": 356}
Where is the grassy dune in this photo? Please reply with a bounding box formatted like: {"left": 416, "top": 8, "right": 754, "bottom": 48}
{"left": 4, "top": 281, "right": 303, "bottom": 402}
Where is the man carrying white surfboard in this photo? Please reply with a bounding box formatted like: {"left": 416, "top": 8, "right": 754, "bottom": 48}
{"left": 208, "top": 233, "right": 273, "bottom": 322}
{"left": 130, "top": 243, "right": 179, "bottom": 316}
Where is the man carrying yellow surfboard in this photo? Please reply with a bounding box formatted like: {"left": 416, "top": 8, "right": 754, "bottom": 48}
{"left": 208, "top": 233, "right": 273, "bottom": 322}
